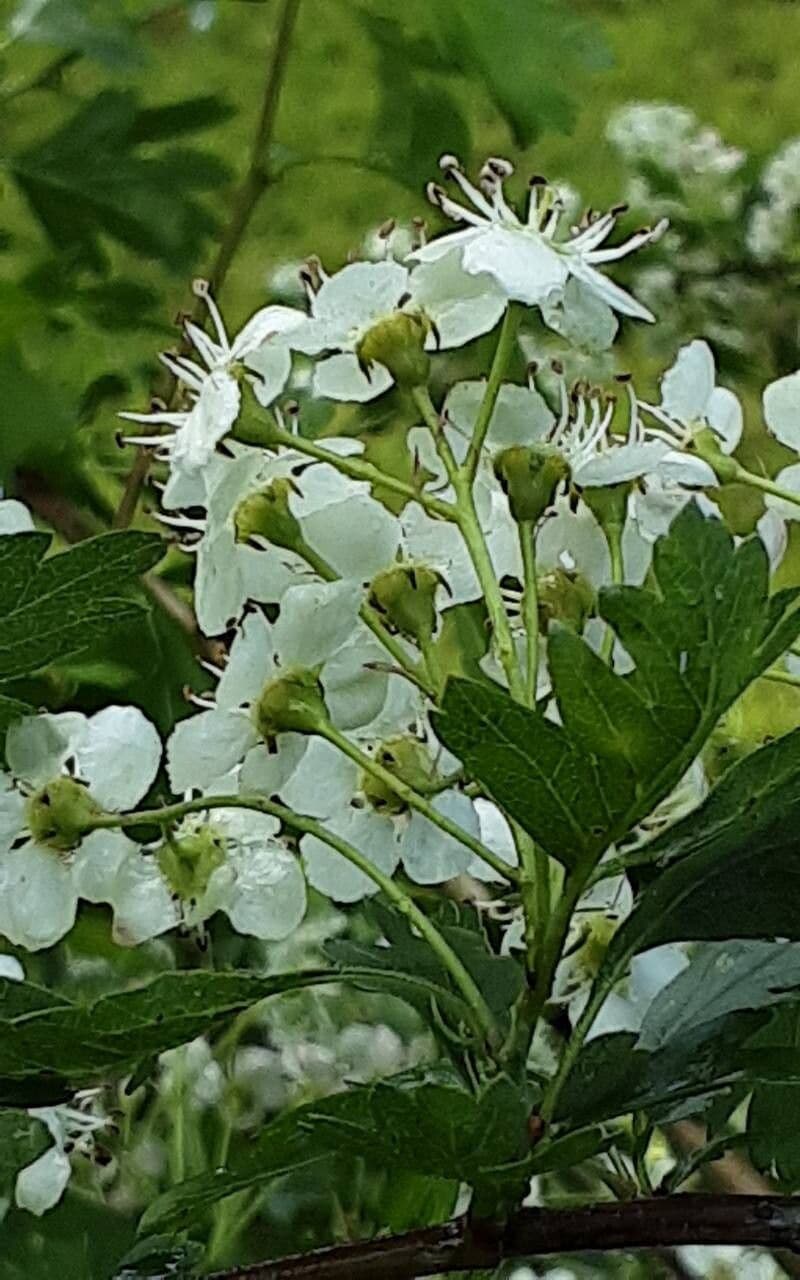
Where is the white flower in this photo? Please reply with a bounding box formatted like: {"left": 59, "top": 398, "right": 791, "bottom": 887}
{"left": 16, "top": 1101, "right": 105, "bottom": 1216}
{"left": 763, "top": 369, "right": 800, "bottom": 452}
{"left": 121, "top": 282, "right": 305, "bottom": 481}
{"left": 0, "top": 707, "right": 161, "bottom": 951}
{"left": 291, "top": 258, "right": 505, "bottom": 402}
{"left": 411, "top": 154, "right": 666, "bottom": 322}
{"left": 640, "top": 339, "right": 743, "bottom": 463}
{"left": 0, "top": 499, "right": 35, "bottom": 535}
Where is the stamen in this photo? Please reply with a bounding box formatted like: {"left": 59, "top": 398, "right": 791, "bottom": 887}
{"left": 192, "top": 279, "right": 230, "bottom": 354}
{"left": 443, "top": 162, "right": 497, "bottom": 221}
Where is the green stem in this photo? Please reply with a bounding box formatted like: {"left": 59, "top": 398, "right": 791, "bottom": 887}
{"left": 733, "top": 462, "right": 800, "bottom": 513}
{"left": 464, "top": 304, "right": 523, "bottom": 481}
{"left": 540, "top": 966, "right": 613, "bottom": 1125}
{"left": 411, "top": 386, "right": 461, "bottom": 484}
{"left": 89, "top": 794, "right": 499, "bottom": 1049}
{"left": 318, "top": 722, "right": 519, "bottom": 886}
{"left": 236, "top": 415, "right": 456, "bottom": 520}
{"left": 518, "top": 522, "right": 539, "bottom": 707}
{"left": 600, "top": 522, "right": 624, "bottom": 664}
{"left": 529, "top": 856, "right": 596, "bottom": 1049}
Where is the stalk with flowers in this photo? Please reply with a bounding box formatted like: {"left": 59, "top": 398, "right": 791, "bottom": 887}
{"left": 6, "top": 151, "right": 800, "bottom": 1275}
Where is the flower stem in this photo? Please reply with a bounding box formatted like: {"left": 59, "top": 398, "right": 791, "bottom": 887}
{"left": 518, "top": 522, "right": 539, "bottom": 706}
{"left": 733, "top": 462, "right": 800, "bottom": 512}
{"left": 88, "top": 794, "right": 500, "bottom": 1049}
{"left": 318, "top": 722, "right": 519, "bottom": 886}
{"left": 411, "top": 386, "right": 460, "bottom": 484}
{"left": 600, "top": 521, "right": 624, "bottom": 664}
{"left": 464, "top": 304, "right": 523, "bottom": 481}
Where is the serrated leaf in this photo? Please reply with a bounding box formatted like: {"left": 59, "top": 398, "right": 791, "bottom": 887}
{"left": 434, "top": 507, "right": 800, "bottom": 867}
{"left": 0, "top": 529, "right": 164, "bottom": 682}
{"left": 639, "top": 942, "right": 800, "bottom": 1053}
{"left": 141, "top": 1066, "right": 530, "bottom": 1233}
{"left": 11, "top": 90, "right": 231, "bottom": 270}
{"left": 0, "top": 970, "right": 332, "bottom": 1101}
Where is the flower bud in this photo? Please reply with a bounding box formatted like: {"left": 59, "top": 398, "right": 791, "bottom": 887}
{"left": 361, "top": 735, "right": 435, "bottom": 814}
{"left": 368, "top": 563, "right": 440, "bottom": 643}
{"left": 537, "top": 568, "right": 595, "bottom": 634}
{"left": 157, "top": 826, "right": 227, "bottom": 903}
{"left": 692, "top": 427, "right": 738, "bottom": 484}
{"left": 234, "top": 478, "right": 306, "bottom": 552}
{"left": 254, "top": 666, "right": 329, "bottom": 740}
{"left": 356, "top": 310, "right": 432, "bottom": 389}
{"left": 25, "top": 778, "right": 102, "bottom": 852}
{"left": 493, "top": 445, "right": 569, "bottom": 524}
{"left": 580, "top": 482, "right": 629, "bottom": 536}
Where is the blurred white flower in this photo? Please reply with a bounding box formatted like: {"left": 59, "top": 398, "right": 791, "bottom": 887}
{"left": 16, "top": 1101, "right": 105, "bottom": 1217}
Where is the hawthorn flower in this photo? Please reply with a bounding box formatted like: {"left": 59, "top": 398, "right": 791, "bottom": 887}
{"left": 0, "top": 707, "right": 161, "bottom": 951}
{"left": 760, "top": 370, "right": 800, "bottom": 522}
{"left": 121, "top": 282, "right": 305, "bottom": 490}
{"left": 16, "top": 1099, "right": 106, "bottom": 1216}
{"left": 411, "top": 154, "right": 666, "bottom": 322}
{"left": 638, "top": 339, "right": 743, "bottom": 474}
{"left": 291, "top": 258, "right": 505, "bottom": 402}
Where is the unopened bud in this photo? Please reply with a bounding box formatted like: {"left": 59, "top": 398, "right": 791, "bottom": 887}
{"left": 362, "top": 736, "right": 435, "bottom": 815}
{"left": 234, "top": 478, "right": 306, "bottom": 552}
{"left": 368, "top": 563, "right": 441, "bottom": 643}
{"left": 157, "top": 826, "right": 227, "bottom": 903}
{"left": 537, "top": 568, "right": 595, "bottom": 634}
{"left": 25, "top": 778, "right": 102, "bottom": 852}
{"left": 692, "top": 427, "right": 738, "bottom": 484}
{"left": 356, "top": 310, "right": 431, "bottom": 389}
{"left": 254, "top": 667, "right": 329, "bottom": 739}
{"left": 580, "top": 482, "right": 630, "bottom": 535}
{"left": 494, "top": 445, "right": 569, "bottom": 523}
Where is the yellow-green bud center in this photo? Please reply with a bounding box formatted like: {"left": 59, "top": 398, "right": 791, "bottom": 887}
{"left": 361, "top": 735, "right": 435, "bottom": 815}
{"left": 537, "top": 568, "right": 595, "bottom": 635}
{"left": 494, "top": 445, "right": 569, "bottom": 524}
{"left": 254, "top": 666, "right": 329, "bottom": 740}
{"left": 25, "top": 778, "right": 102, "bottom": 852}
{"left": 356, "top": 310, "right": 431, "bottom": 389}
{"left": 368, "top": 563, "right": 440, "bottom": 643}
{"left": 157, "top": 826, "right": 227, "bottom": 902}
{"left": 234, "top": 478, "right": 306, "bottom": 551}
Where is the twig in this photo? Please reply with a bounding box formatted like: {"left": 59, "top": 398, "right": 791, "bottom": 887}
{"left": 207, "top": 1197, "right": 800, "bottom": 1279}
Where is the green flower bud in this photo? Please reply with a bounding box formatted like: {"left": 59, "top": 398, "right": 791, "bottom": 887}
{"left": 537, "top": 568, "right": 595, "bottom": 634}
{"left": 356, "top": 310, "right": 432, "bottom": 390}
{"left": 580, "top": 482, "right": 630, "bottom": 535}
{"left": 25, "top": 778, "right": 102, "bottom": 852}
{"left": 493, "top": 445, "right": 569, "bottom": 524}
{"left": 368, "top": 563, "right": 440, "bottom": 643}
{"left": 157, "top": 825, "right": 227, "bottom": 903}
{"left": 254, "top": 666, "right": 329, "bottom": 740}
{"left": 234, "top": 477, "right": 306, "bottom": 552}
{"left": 692, "top": 427, "right": 738, "bottom": 484}
{"left": 362, "top": 735, "right": 435, "bottom": 815}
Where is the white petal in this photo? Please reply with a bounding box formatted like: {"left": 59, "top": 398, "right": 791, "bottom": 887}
{"left": 301, "top": 808, "right": 398, "bottom": 903}
{"left": 0, "top": 954, "right": 23, "bottom": 980}
{"left": 312, "top": 353, "right": 393, "bottom": 403}
{"left": 245, "top": 345, "right": 293, "bottom": 408}
{"left": 707, "top": 386, "right": 742, "bottom": 453}
{"left": 766, "top": 462, "right": 800, "bottom": 522}
{"left": 400, "top": 790, "right": 475, "bottom": 884}
{"left": 280, "top": 737, "right": 358, "bottom": 819}
{"left": 542, "top": 276, "right": 618, "bottom": 352}
{"left": 6, "top": 713, "right": 86, "bottom": 788}
{"left": 225, "top": 838, "right": 306, "bottom": 940}
{"left": 757, "top": 507, "right": 788, "bottom": 571}
{"left": 0, "top": 846, "right": 77, "bottom": 951}
{"left": 444, "top": 380, "right": 554, "bottom": 455}
{"left": 0, "top": 500, "right": 34, "bottom": 534}
{"left": 407, "top": 226, "right": 484, "bottom": 266}
{"left": 409, "top": 250, "right": 506, "bottom": 348}
{"left": 536, "top": 500, "right": 610, "bottom": 588}
{"left": 322, "top": 639, "right": 389, "bottom": 731}
{"left": 291, "top": 462, "right": 366, "bottom": 515}
{"left": 304, "top": 494, "right": 400, "bottom": 583}
{"left": 170, "top": 371, "right": 241, "bottom": 473}
{"left": 574, "top": 441, "right": 668, "bottom": 487}
{"left": 240, "top": 736, "right": 308, "bottom": 795}
{"left": 196, "top": 528, "right": 249, "bottom": 637}
{"left": 274, "top": 579, "right": 361, "bottom": 667}
{"left": 656, "top": 450, "right": 718, "bottom": 488}
{"left": 400, "top": 505, "right": 480, "bottom": 604}
{"left": 15, "top": 1146, "right": 72, "bottom": 1215}
{"left": 216, "top": 610, "right": 275, "bottom": 710}
{"left": 566, "top": 257, "right": 654, "bottom": 322}
{"left": 0, "top": 775, "right": 26, "bottom": 855}
{"left": 462, "top": 226, "right": 568, "bottom": 306}
{"left": 239, "top": 544, "right": 306, "bottom": 606}
{"left": 76, "top": 706, "right": 161, "bottom": 810}
{"left": 71, "top": 829, "right": 135, "bottom": 901}
{"left": 764, "top": 370, "right": 800, "bottom": 450}
{"left": 109, "top": 852, "right": 177, "bottom": 945}
{"left": 231, "top": 305, "right": 306, "bottom": 359}
{"left": 469, "top": 799, "right": 518, "bottom": 882}
{"left": 660, "top": 340, "right": 715, "bottom": 422}
{"left": 167, "top": 709, "right": 257, "bottom": 793}
{"left": 312, "top": 260, "right": 409, "bottom": 329}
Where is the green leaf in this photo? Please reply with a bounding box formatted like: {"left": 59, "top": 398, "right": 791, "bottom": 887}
{"left": 0, "top": 970, "right": 332, "bottom": 1101}
{"left": 141, "top": 1066, "right": 530, "bottom": 1233}
{"left": 0, "top": 342, "right": 76, "bottom": 483}
{"left": 0, "top": 529, "right": 164, "bottom": 682}
{"left": 640, "top": 942, "right": 800, "bottom": 1053}
{"left": 11, "top": 90, "right": 231, "bottom": 271}
{"left": 0, "top": 1109, "right": 51, "bottom": 1188}
{"left": 434, "top": 507, "right": 800, "bottom": 867}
